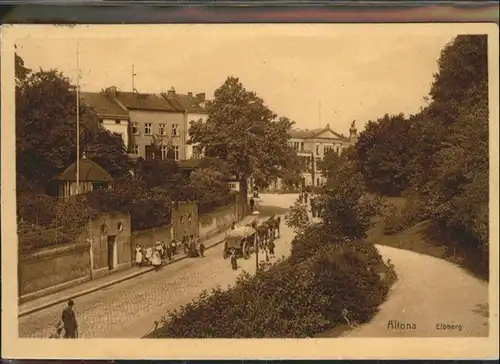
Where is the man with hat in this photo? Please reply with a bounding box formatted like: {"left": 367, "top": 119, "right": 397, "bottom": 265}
{"left": 61, "top": 299, "right": 78, "bottom": 338}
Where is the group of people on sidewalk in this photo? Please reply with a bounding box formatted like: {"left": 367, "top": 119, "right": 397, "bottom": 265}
{"left": 134, "top": 230, "right": 207, "bottom": 271}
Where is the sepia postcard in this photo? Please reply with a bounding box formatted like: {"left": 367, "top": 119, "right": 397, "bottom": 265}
{"left": 1, "top": 23, "right": 499, "bottom": 360}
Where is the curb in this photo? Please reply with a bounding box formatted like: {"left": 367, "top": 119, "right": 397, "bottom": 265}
{"left": 18, "top": 238, "right": 226, "bottom": 318}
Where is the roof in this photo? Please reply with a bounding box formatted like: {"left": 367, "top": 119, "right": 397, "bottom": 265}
{"left": 288, "top": 125, "right": 346, "bottom": 140}
{"left": 115, "top": 91, "right": 183, "bottom": 112}
{"left": 56, "top": 156, "right": 113, "bottom": 182}
{"left": 162, "top": 92, "right": 207, "bottom": 114}
{"left": 80, "top": 92, "right": 129, "bottom": 118}
{"left": 226, "top": 226, "right": 255, "bottom": 239}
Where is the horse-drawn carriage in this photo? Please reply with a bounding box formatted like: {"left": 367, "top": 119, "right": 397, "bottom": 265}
{"left": 255, "top": 215, "right": 281, "bottom": 248}
{"left": 223, "top": 226, "right": 257, "bottom": 259}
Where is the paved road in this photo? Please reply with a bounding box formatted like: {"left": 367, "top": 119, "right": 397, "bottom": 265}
{"left": 18, "top": 193, "right": 298, "bottom": 339}
{"left": 344, "top": 244, "right": 490, "bottom": 337}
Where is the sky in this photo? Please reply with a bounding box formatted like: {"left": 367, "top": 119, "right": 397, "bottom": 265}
{"left": 14, "top": 24, "right": 458, "bottom": 135}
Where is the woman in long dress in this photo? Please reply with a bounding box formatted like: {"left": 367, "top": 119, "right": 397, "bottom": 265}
{"left": 152, "top": 249, "right": 162, "bottom": 272}
{"left": 135, "top": 245, "right": 143, "bottom": 267}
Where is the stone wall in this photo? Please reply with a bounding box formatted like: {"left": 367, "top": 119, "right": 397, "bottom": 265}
{"left": 19, "top": 242, "right": 91, "bottom": 296}
{"left": 131, "top": 225, "right": 173, "bottom": 249}
{"left": 198, "top": 203, "right": 237, "bottom": 238}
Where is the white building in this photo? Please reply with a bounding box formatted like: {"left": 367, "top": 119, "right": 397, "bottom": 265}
{"left": 80, "top": 91, "right": 130, "bottom": 150}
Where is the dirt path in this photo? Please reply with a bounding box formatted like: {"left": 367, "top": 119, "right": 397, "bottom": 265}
{"left": 344, "top": 244, "right": 489, "bottom": 337}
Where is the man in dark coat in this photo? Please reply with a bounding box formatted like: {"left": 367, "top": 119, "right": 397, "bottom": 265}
{"left": 249, "top": 197, "right": 255, "bottom": 212}
{"left": 230, "top": 250, "right": 238, "bottom": 270}
{"left": 62, "top": 300, "right": 78, "bottom": 338}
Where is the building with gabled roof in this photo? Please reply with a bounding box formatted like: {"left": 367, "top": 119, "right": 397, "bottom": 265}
{"left": 100, "top": 86, "right": 186, "bottom": 161}
{"left": 161, "top": 88, "right": 209, "bottom": 161}
{"left": 80, "top": 91, "right": 131, "bottom": 150}
{"left": 54, "top": 154, "right": 113, "bottom": 200}
{"left": 275, "top": 122, "right": 358, "bottom": 190}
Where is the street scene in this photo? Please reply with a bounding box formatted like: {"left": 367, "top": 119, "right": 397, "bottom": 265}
{"left": 5, "top": 24, "right": 493, "bottom": 350}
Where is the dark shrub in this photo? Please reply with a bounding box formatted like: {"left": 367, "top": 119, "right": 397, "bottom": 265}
{"left": 17, "top": 193, "right": 58, "bottom": 227}
{"left": 154, "top": 235, "right": 391, "bottom": 338}
{"left": 18, "top": 226, "right": 73, "bottom": 254}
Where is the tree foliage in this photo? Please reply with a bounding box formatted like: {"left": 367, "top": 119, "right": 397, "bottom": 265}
{"left": 285, "top": 200, "right": 311, "bottom": 234}
{"left": 188, "top": 77, "right": 297, "bottom": 196}
{"left": 352, "top": 35, "right": 489, "bottom": 259}
{"left": 15, "top": 56, "right": 130, "bottom": 188}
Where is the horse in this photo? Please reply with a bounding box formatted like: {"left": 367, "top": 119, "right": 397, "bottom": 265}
{"left": 265, "top": 215, "right": 281, "bottom": 239}
{"left": 257, "top": 223, "right": 270, "bottom": 249}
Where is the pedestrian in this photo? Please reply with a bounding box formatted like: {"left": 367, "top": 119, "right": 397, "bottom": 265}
{"left": 170, "top": 238, "right": 178, "bottom": 256}
{"left": 249, "top": 197, "right": 255, "bottom": 212}
{"left": 61, "top": 299, "right": 78, "bottom": 339}
{"left": 182, "top": 230, "right": 189, "bottom": 254}
{"left": 231, "top": 221, "right": 236, "bottom": 230}
{"left": 199, "top": 239, "right": 205, "bottom": 257}
{"left": 166, "top": 240, "right": 173, "bottom": 261}
{"left": 304, "top": 191, "right": 309, "bottom": 204}
{"left": 152, "top": 249, "right": 162, "bottom": 271}
{"left": 135, "top": 245, "right": 143, "bottom": 267}
{"left": 230, "top": 249, "right": 238, "bottom": 270}
{"left": 268, "top": 236, "right": 275, "bottom": 256}
{"left": 145, "top": 247, "right": 153, "bottom": 265}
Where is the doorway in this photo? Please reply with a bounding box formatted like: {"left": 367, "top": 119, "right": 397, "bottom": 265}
{"left": 107, "top": 235, "right": 117, "bottom": 270}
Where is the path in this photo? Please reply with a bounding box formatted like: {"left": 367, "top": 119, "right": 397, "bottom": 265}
{"left": 344, "top": 244, "right": 490, "bottom": 337}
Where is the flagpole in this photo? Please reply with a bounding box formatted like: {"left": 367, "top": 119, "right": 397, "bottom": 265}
{"left": 76, "top": 40, "right": 80, "bottom": 194}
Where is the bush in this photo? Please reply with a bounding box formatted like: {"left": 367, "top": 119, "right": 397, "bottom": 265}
{"left": 54, "top": 195, "right": 98, "bottom": 234}
{"left": 17, "top": 193, "right": 58, "bottom": 228}
{"left": 382, "top": 193, "right": 433, "bottom": 235}
{"left": 18, "top": 226, "right": 73, "bottom": 254}
{"left": 285, "top": 200, "right": 311, "bottom": 234}
{"left": 153, "top": 230, "right": 392, "bottom": 338}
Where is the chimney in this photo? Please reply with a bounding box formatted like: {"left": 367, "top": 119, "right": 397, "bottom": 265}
{"left": 196, "top": 93, "right": 206, "bottom": 102}
{"left": 349, "top": 120, "right": 358, "bottom": 142}
{"left": 187, "top": 92, "right": 193, "bottom": 98}
{"left": 167, "top": 87, "right": 176, "bottom": 97}
{"left": 106, "top": 86, "right": 117, "bottom": 98}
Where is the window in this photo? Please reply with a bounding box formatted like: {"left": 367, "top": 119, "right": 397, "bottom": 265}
{"left": 300, "top": 142, "right": 304, "bottom": 152}
{"left": 145, "top": 145, "right": 156, "bottom": 160}
{"left": 161, "top": 145, "right": 169, "bottom": 160}
{"left": 316, "top": 144, "right": 321, "bottom": 155}
{"left": 98, "top": 119, "right": 104, "bottom": 124}
{"left": 115, "top": 119, "right": 121, "bottom": 124}
{"left": 132, "top": 122, "right": 139, "bottom": 135}
{"left": 172, "top": 124, "right": 179, "bottom": 137}
{"left": 145, "top": 123, "right": 152, "bottom": 135}
{"left": 315, "top": 157, "right": 322, "bottom": 171}
{"left": 324, "top": 145, "right": 334, "bottom": 154}
{"left": 131, "top": 145, "right": 139, "bottom": 155}
{"left": 159, "top": 123, "right": 166, "bottom": 136}
{"left": 336, "top": 146, "right": 341, "bottom": 154}
{"left": 173, "top": 146, "right": 180, "bottom": 161}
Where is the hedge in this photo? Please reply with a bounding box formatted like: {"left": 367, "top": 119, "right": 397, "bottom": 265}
{"left": 152, "top": 226, "right": 394, "bottom": 338}
{"left": 18, "top": 226, "right": 73, "bottom": 254}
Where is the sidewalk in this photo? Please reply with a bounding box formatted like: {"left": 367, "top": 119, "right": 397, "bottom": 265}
{"left": 18, "top": 215, "right": 257, "bottom": 317}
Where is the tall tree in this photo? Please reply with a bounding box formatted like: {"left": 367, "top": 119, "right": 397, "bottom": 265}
{"left": 16, "top": 67, "right": 98, "bottom": 189}
{"left": 355, "top": 113, "right": 415, "bottom": 196}
{"left": 428, "top": 35, "right": 488, "bottom": 126}
{"left": 188, "top": 77, "right": 295, "bottom": 204}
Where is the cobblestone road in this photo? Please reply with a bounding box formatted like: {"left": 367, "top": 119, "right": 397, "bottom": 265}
{"left": 18, "top": 193, "right": 298, "bottom": 338}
